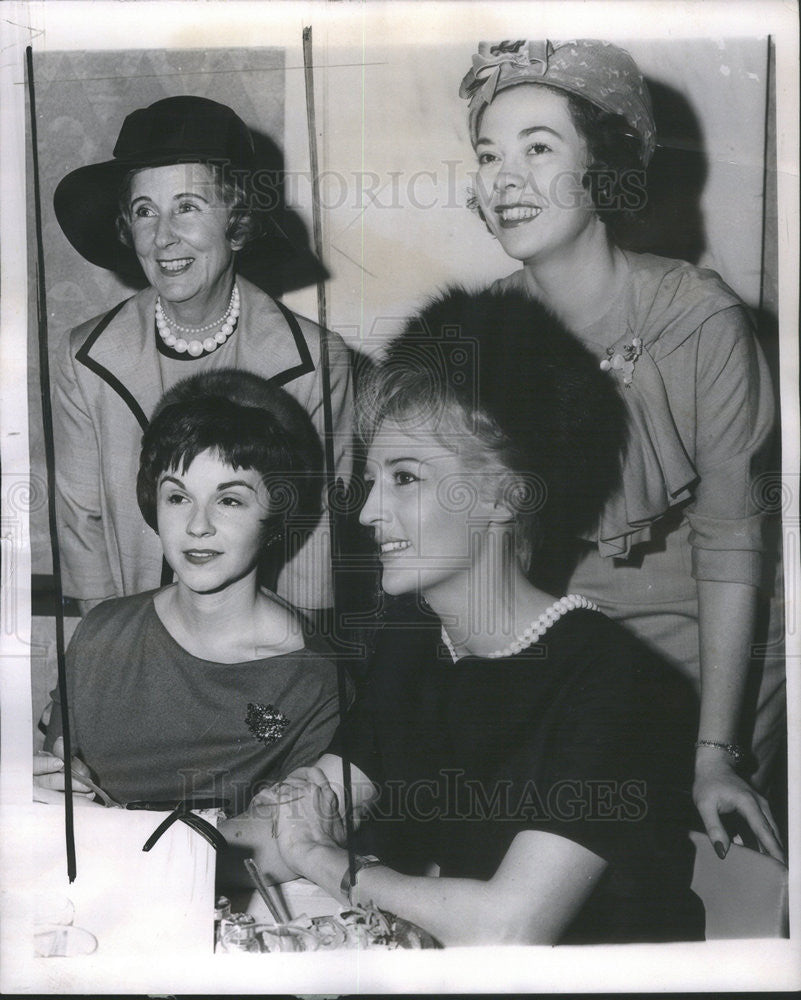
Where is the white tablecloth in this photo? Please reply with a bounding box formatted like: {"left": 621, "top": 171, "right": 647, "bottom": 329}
{"left": 7, "top": 802, "right": 216, "bottom": 968}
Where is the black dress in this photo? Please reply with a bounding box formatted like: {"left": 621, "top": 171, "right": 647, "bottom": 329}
{"left": 330, "top": 602, "right": 705, "bottom": 943}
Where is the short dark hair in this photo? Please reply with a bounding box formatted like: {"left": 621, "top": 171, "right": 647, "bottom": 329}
{"left": 116, "top": 161, "right": 261, "bottom": 250}
{"left": 137, "top": 371, "right": 323, "bottom": 545}
{"left": 358, "top": 286, "right": 627, "bottom": 590}
{"left": 564, "top": 90, "right": 647, "bottom": 227}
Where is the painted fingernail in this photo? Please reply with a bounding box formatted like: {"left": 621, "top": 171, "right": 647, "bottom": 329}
{"left": 714, "top": 841, "right": 728, "bottom": 859}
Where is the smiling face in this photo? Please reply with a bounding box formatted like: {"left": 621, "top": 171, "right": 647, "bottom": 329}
{"left": 128, "top": 163, "right": 237, "bottom": 322}
{"left": 473, "top": 85, "right": 597, "bottom": 265}
{"left": 359, "top": 420, "right": 502, "bottom": 604}
{"left": 156, "top": 449, "right": 270, "bottom": 595}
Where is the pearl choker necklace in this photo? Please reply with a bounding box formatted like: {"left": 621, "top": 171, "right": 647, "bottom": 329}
{"left": 156, "top": 284, "right": 240, "bottom": 357}
{"left": 441, "top": 594, "right": 599, "bottom": 662}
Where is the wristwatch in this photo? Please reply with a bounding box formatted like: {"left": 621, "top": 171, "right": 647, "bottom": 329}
{"left": 340, "top": 854, "right": 383, "bottom": 905}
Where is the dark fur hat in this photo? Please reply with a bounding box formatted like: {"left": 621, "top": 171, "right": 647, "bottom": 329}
{"left": 360, "top": 286, "right": 628, "bottom": 586}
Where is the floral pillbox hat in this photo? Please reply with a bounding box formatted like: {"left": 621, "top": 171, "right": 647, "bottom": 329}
{"left": 460, "top": 39, "right": 656, "bottom": 166}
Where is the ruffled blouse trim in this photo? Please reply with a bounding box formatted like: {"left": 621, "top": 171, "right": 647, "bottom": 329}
{"left": 494, "top": 255, "right": 747, "bottom": 558}
{"left": 591, "top": 344, "right": 697, "bottom": 557}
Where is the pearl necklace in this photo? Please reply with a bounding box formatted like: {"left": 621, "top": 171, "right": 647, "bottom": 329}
{"left": 155, "top": 283, "right": 240, "bottom": 358}
{"left": 440, "top": 594, "right": 599, "bottom": 662}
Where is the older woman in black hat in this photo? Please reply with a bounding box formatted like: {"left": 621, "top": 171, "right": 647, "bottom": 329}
{"left": 52, "top": 96, "right": 352, "bottom": 616}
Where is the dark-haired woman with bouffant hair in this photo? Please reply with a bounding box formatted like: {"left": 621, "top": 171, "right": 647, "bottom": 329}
{"left": 36, "top": 371, "right": 348, "bottom": 816}
{"left": 247, "top": 288, "right": 704, "bottom": 946}
{"left": 459, "top": 39, "right": 784, "bottom": 864}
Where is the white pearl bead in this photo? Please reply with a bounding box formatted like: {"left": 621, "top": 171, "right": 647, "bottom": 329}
{"left": 480, "top": 594, "right": 602, "bottom": 659}
{"left": 155, "top": 285, "right": 241, "bottom": 358}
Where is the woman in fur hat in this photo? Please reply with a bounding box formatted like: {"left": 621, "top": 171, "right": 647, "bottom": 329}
{"left": 241, "top": 289, "right": 705, "bottom": 945}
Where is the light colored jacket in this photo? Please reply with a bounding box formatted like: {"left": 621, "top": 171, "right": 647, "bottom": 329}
{"left": 53, "top": 276, "right": 353, "bottom": 609}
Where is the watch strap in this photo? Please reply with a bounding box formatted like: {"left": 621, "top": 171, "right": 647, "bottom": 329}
{"left": 340, "top": 854, "right": 382, "bottom": 904}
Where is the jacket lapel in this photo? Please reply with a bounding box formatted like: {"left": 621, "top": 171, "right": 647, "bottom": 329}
{"left": 233, "top": 277, "right": 316, "bottom": 385}
{"left": 74, "top": 277, "right": 317, "bottom": 430}
{"left": 74, "top": 288, "right": 164, "bottom": 431}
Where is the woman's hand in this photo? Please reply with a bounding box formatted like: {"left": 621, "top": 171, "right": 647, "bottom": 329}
{"left": 693, "top": 750, "right": 785, "bottom": 864}
{"left": 272, "top": 776, "right": 347, "bottom": 879}
{"left": 248, "top": 765, "right": 334, "bottom": 820}
{"left": 33, "top": 737, "right": 97, "bottom": 804}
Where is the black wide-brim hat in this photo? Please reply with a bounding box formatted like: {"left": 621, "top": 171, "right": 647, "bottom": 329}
{"left": 54, "top": 95, "right": 326, "bottom": 296}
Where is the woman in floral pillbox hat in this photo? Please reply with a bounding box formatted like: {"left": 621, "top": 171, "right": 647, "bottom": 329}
{"left": 460, "top": 39, "right": 785, "bottom": 865}
{"left": 36, "top": 370, "right": 348, "bottom": 816}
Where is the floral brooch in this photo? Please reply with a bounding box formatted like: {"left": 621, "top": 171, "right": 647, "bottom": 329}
{"left": 600, "top": 337, "right": 643, "bottom": 388}
{"left": 245, "top": 703, "right": 290, "bottom": 746}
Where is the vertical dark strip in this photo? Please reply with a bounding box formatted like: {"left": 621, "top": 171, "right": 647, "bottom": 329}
{"left": 758, "top": 36, "right": 773, "bottom": 318}
{"left": 302, "top": 26, "right": 336, "bottom": 485}
{"left": 302, "top": 25, "right": 356, "bottom": 890}
{"left": 26, "top": 46, "right": 77, "bottom": 881}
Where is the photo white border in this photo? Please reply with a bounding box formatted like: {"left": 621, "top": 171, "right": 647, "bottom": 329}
{"left": 1, "top": 1, "right": 798, "bottom": 993}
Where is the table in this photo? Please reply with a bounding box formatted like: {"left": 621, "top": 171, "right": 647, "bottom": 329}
{"left": 19, "top": 803, "right": 216, "bottom": 961}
